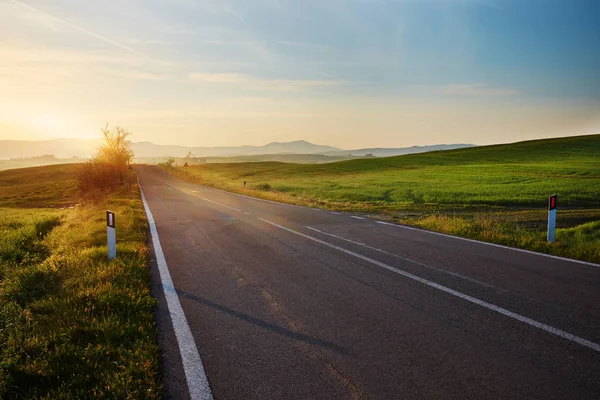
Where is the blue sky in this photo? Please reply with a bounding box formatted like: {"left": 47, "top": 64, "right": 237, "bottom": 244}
{"left": 1, "top": 0, "right": 598, "bottom": 148}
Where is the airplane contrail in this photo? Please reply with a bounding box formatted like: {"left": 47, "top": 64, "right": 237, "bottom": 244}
{"left": 9, "top": 0, "right": 143, "bottom": 55}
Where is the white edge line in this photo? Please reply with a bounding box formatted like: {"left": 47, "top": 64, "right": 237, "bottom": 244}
{"left": 227, "top": 189, "right": 321, "bottom": 210}
{"left": 350, "top": 216, "right": 365, "bottom": 220}
{"left": 224, "top": 189, "right": 315, "bottom": 210}
{"left": 375, "top": 221, "right": 600, "bottom": 268}
{"left": 260, "top": 218, "right": 600, "bottom": 354}
{"left": 305, "top": 226, "right": 497, "bottom": 289}
{"left": 138, "top": 173, "right": 214, "bottom": 400}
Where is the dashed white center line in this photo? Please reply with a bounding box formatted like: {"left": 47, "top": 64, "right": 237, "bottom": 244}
{"left": 305, "top": 226, "right": 497, "bottom": 289}
{"left": 375, "top": 221, "right": 600, "bottom": 268}
{"left": 198, "top": 196, "right": 241, "bottom": 212}
{"left": 259, "top": 218, "right": 600, "bottom": 354}
{"left": 350, "top": 216, "right": 365, "bottom": 220}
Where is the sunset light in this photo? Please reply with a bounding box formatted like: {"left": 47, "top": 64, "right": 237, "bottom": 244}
{"left": 1, "top": 1, "right": 599, "bottom": 399}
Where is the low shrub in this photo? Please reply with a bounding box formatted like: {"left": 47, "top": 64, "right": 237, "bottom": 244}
{"left": 77, "top": 159, "right": 121, "bottom": 200}
{"left": 77, "top": 125, "right": 134, "bottom": 201}
{"left": 254, "top": 183, "right": 272, "bottom": 191}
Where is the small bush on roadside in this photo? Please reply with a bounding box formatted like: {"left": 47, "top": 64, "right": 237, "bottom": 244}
{"left": 255, "top": 183, "right": 272, "bottom": 191}
{"left": 77, "top": 159, "right": 121, "bottom": 200}
{"left": 77, "top": 125, "right": 134, "bottom": 201}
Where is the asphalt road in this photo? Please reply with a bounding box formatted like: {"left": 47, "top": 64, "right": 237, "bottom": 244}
{"left": 137, "top": 165, "right": 600, "bottom": 400}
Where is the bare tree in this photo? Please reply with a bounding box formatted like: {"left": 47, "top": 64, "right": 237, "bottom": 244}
{"left": 97, "top": 125, "right": 133, "bottom": 183}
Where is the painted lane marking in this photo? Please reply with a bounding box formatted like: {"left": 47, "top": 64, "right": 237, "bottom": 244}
{"left": 305, "top": 227, "right": 497, "bottom": 289}
{"left": 152, "top": 175, "right": 242, "bottom": 214}
{"left": 175, "top": 176, "right": 317, "bottom": 211}
{"left": 198, "top": 196, "right": 241, "bottom": 212}
{"left": 375, "top": 221, "right": 600, "bottom": 268}
{"left": 139, "top": 181, "right": 214, "bottom": 400}
{"left": 260, "top": 218, "right": 600, "bottom": 353}
{"left": 244, "top": 212, "right": 252, "bottom": 215}
{"left": 330, "top": 212, "right": 342, "bottom": 215}
{"left": 350, "top": 216, "right": 365, "bottom": 220}
{"left": 307, "top": 227, "right": 366, "bottom": 246}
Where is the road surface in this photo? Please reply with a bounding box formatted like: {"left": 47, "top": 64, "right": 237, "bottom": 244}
{"left": 137, "top": 165, "right": 600, "bottom": 399}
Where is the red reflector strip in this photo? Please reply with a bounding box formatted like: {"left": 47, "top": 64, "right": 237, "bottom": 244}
{"left": 549, "top": 195, "right": 557, "bottom": 210}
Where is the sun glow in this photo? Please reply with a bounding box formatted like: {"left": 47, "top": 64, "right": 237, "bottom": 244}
{"left": 17, "top": 113, "right": 99, "bottom": 140}
{"left": 30, "top": 114, "right": 61, "bottom": 134}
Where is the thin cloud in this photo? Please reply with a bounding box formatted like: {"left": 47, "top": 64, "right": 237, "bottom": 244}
{"left": 9, "top": 0, "right": 143, "bottom": 55}
{"left": 127, "top": 38, "right": 171, "bottom": 46}
{"left": 118, "top": 108, "right": 329, "bottom": 120}
{"left": 188, "top": 72, "right": 343, "bottom": 91}
{"left": 275, "top": 40, "right": 331, "bottom": 51}
{"left": 440, "top": 83, "right": 520, "bottom": 96}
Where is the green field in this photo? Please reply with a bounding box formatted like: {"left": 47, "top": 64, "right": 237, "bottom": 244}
{"left": 0, "top": 164, "right": 79, "bottom": 208}
{"left": 0, "top": 157, "right": 84, "bottom": 172}
{"left": 0, "top": 165, "right": 160, "bottom": 398}
{"left": 163, "top": 134, "right": 600, "bottom": 263}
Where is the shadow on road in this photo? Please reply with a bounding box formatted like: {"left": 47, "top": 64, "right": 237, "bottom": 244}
{"left": 175, "top": 289, "right": 353, "bottom": 356}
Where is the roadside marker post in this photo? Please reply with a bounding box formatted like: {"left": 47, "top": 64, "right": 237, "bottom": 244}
{"left": 547, "top": 195, "right": 557, "bottom": 243}
{"left": 107, "top": 210, "right": 116, "bottom": 259}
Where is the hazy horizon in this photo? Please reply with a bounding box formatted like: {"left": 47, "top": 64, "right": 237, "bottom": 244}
{"left": 0, "top": 135, "right": 479, "bottom": 148}
{"left": 2, "top": 0, "right": 599, "bottom": 149}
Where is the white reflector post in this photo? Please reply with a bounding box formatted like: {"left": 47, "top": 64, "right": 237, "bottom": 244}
{"left": 107, "top": 210, "right": 116, "bottom": 259}
{"left": 547, "top": 195, "right": 557, "bottom": 243}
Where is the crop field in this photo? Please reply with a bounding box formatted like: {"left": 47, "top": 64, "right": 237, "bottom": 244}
{"left": 0, "top": 164, "right": 160, "bottom": 398}
{"left": 162, "top": 134, "right": 600, "bottom": 263}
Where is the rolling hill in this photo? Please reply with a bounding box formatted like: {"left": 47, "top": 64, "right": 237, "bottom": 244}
{"left": 323, "top": 144, "right": 475, "bottom": 157}
{"left": 163, "top": 133, "right": 600, "bottom": 209}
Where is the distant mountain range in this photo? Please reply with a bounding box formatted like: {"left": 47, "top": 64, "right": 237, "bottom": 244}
{"left": 132, "top": 140, "right": 341, "bottom": 158}
{"left": 0, "top": 138, "right": 475, "bottom": 160}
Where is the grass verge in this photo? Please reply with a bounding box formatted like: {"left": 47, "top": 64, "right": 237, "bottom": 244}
{"left": 401, "top": 212, "right": 600, "bottom": 263}
{"left": 0, "top": 169, "right": 160, "bottom": 398}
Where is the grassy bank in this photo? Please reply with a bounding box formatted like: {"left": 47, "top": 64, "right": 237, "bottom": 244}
{"left": 0, "top": 165, "right": 160, "bottom": 398}
{"left": 161, "top": 134, "right": 600, "bottom": 263}
{"left": 403, "top": 212, "right": 600, "bottom": 263}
